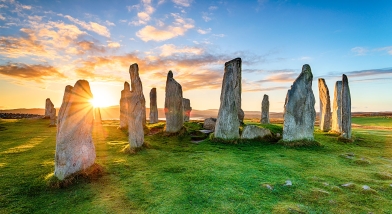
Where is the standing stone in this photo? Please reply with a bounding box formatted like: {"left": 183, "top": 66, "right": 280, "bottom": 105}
{"left": 318, "top": 78, "right": 331, "bottom": 131}
{"left": 165, "top": 71, "right": 184, "bottom": 133}
{"left": 94, "top": 107, "right": 102, "bottom": 124}
{"left": 120, "top": 82, "right": 131, "bottom": 129}
{"left": 341, "top": 74, "right": 351, "bottom": 139}
{"left": 55, "top": 80, "right": 95, "bottom": 180}
{"left": 149, "top": 88, "right": 158, "bottom": 124}
{"left": 44, "top": 98, "right": 54, "bottom": 119}
{"left": 128, "top": 63, "right": 145, "bottom": 148}
{"left": 203, "top": 118, "right": 217, "bottom": 130}
{"left": 331, "top": 81, "right": 342, "bottom": 133}
{"left": 282, "top": 64, "right": 316, "bottom": 141}
{"left": 261, "top": 94, "right": 270, "bottom": 124}
{"left": 49, "top": 106, "right": 56, "bottom": 126}
{"left": 183, "top": 98, "right": 192, "bottom": 122}
{"left": 214, "top": 58, "right": 242, "bottom": 140}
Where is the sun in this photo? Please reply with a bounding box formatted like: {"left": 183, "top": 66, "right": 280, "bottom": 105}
{"left": 89, "top": 96, "right": 110, "bottom": 108}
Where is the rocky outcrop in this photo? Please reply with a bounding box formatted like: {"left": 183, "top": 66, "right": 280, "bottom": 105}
{"left": 261, "top": 94, "right": 269, "bottom": 124}
{"left": 128, "top": 63, "right": 145, "bottom": 148}
{"left": 241, "top": 125, "right": 272, "bottom": 139}
{"left": 44, "top": 98, "right": 54, "bottom": 119}
{"left": 149, "top": 88, "right": 158, "bottom": 124}
{"left": 331, "top": 81, "right": 342, "bottom": 133}
{"left": 318, "top": 78, "right": 331, "bottom": 131}
{"left": 282, "top": 64, "right": 316, "bottom": 141}
{"left": 55, "top": 80, "right": 95, "bottom": 180}
{"left": 341, "top": 74, "right": 351, "bottom": 139}
{"left": 94, "top": 107, "right": 102, "bottom": 124}
{"left": 183, "top": 98, "right": 192, "bottom": 122}
{"left": 203, "top": 118, "right": 217, "bottom": 130}
{"left": 119, "top": 82, "right": 131, "bottom": 129}
{"left": 164, "top": 71, "right": 184, "bottom": 133}
{"left": 214, "top": 58, "right": 242, "bottom": 140}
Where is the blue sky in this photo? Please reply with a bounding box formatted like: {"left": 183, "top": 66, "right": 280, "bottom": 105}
{"left": 0, "top": 0, "right": 391, "bottom": 112}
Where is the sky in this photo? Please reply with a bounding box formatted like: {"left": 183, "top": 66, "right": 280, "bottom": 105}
{"left": 0, "top": 0, "right": 391, "bottom": 112}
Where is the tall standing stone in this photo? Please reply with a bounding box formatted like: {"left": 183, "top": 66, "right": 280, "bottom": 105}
{"left": 94, "top": 107, "right": 102, "bottom": 124}
{"left": 282, "top": 64, "right": 316, "bottom": 141}
{"left": 49, "top": 106, "right": 56, "bottom": 126}
{"left": 149, "top": 88, "right": 158, "bottom": 124}
{"left": 261, "top": 94, "right": 270, "bottom": 124}
{"left": 55, "top": 80, "right": 95, "bottom": 180}
{"left": 119, "top": 82, "right": 131, "bottom": 129}
{"left": 341, "top": 74, "right": 351, "bottom": 139}
{"left": 44, "top": 98, "right": 54, "bottom": 119}
{"left": 318, "top": 78, "right": 331, "bottom": 131}
{"left": 183, "top": 98, "right": 192, "bottom": 122}
{"left": 128, "top": 63, "right": 145, "bottom": 148}
{"left": 214, "top": 58, "right": 242, "bottom": 140}
{"left": 165, "top": 71, "right": 184, "bottom": 133}
{"left": 331, "top": 81, "right": 342, "bottom": 133}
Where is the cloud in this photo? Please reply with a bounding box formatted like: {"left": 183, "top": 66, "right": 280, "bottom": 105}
{"left": 209, "top": 6, "right": 218, "bottom": 11}
{"left": 0, "top": 14, "right": 5, "bottom": 20}
{"left": 299, "top": 56, "right": 311, "bottom": 60}
{"left": 244, "top": 86, "right": 288, "bottom": 92}
{"left": 202, "top": 12, "right": 211, "bottom": 22}
{"left": 107, "top": 41, "right": 121, "bottom": 48}
{"left": 345, "top": 68, "right": 392, "bottom": 77}
{"left": 158, "top": 44, "right": 204, "bottom": 57}
{"left": 75, "top": 40, "right": 106, "bottom": 55}
{"left": 0, "top": 63, "right": 66, "bottom": 83}
{"left": 351, "top": 47, "right": 368, "bottom": 56}
{"left": 213, "top": 34, "right": 225, "bottom": 37}
{"left": 128, "top": 0, "right": 155, "bottom": 26}
{"left": 197, "top": 28, "right": 211, "bottom": 34}
{"left": 136, "top": 13, "right": 194, "bottom": 41}
{"left": 172, "top": 0, "right": 193, "bottom": 7}
{"left": 256, "top": 70, "right": 298, "bottom": 83}
{"left": 374, "top": 46, "right": 392, "bottom": 55}
{"left": 63, "top": 15, "right": 110, "bottom": 37}
{"left": 105, "top": 20, "right": 115, "bottom": 26}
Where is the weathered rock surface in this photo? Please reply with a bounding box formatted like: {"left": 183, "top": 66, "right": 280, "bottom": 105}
{"left": 94, "top": 107, "right": 102, "bottom": 123}
{"left": 119, "top": 82, "right": 131, "bottom": 129}
{"left": 49, "top": 106, "right": 56, "bottom": 126}
{"left": 282, "top": 64, "right": 316, "bottom": 141}
{"left": 55, "top": 80, "right": 95, "bottom": 180}
{"left": 241, "top": 125, "right": 272, "bottom": 139}
{"left": 214, "top": 58, "right": 242, "bottom": 140}
{"left": 238, "top": 109, "right": 245, "bottom": 123}
{"left": 331, "top": 81, "right": 342, "bottom": 133}
{"left": 261, "top": 94, "right": 270, "bottom": 124}
{"left": 128, "top": 63, "right": 145, "bottom": 148}
{"left": 203, "top": 117, "right": 217, "bottom": 130}
{"left": 341, "top": 74, "right": 351, "bottom": 139}
{"left": 44, "top": 98, "right": 54, "bottom": 119}
{"left": 183, "top": 98, "right": 192, "bottom": 122}
{"left": 149, "top": 88, "right": 158, "bottom": 124}
{"left": 318, "top": 78, "right": 331, "bottom": 131}
{"left": 164, "top": 71, "right": 184, "bottom": 133}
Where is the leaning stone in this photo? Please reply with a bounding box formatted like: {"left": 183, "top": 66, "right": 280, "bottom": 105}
{"left": 203, "top": 118, "right": 217, "bottom": 130}
{"left": 282, "top": 64, "right": 316, "bottom": 141}
{"left": 183, "top": 98, "right": 192, "bottom": 122}
{"left": 49, "top": 106, "right": 56, "bottom": 127}
{"left": 341, "top": 74, "right": 351, "bottom": 139}
{"left": 119, "top": 82, "right": 131, "bottom": 129}
{"left": 55, "top": 80, "right": 95, "bottom": 180}
{"left": 94, "top": 107, "right": 102, "bottom": 123}
{"left": 128, "top": 63, "right": 145, "bottom": 148}
{"left": 44, "top": 98, "right": 54, "bottom": 119}
{"left": 164, "top": 71, "right": 184, "bottom": 133}
{"left": 318, "top": 78, "right": 331, "bottom": 131}
{"left": 149, "top": 88, "right": 158, "bottom": 124}
{"left": 331, "top": 81, "right": 342, "bottom": 133}
{"left": 214, "top": 58, "right": 242, "bottom": 140}
{"left": 241, "top": 125, "right": 272, "bottom": 139}
{"left": 261, "top": 94, "right": 270, "bottom": 124}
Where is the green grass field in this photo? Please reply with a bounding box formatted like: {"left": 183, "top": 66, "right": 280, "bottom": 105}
{"left": 1, "top": 117, "right": 392, "bottom": 213}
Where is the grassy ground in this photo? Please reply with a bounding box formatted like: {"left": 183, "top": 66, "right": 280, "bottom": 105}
{"left": 0, "top": 117, "right": 392, "bottom": 213}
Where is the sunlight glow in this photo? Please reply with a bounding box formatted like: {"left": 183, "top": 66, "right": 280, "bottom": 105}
{"left": 90, "top": 97, "right": 109, "bottom": 108}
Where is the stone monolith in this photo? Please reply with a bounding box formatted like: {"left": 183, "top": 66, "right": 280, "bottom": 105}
{"left": 214, "top": 58, "right": 242, "bottom": 140}
{"left": 94, "top": 107, "right": 102, "bottom": 123}
{"left": 165, "top": 71, "right": 183, "bottom": 133}
{"left": 119, "top": 82, "right": 131, "bottom": 129}
{"left": 44, "top": 98, "right": 54, "bottom": 119}
{"left": 282, "top": 64, "right": 316, "bottom": 141}
{"left": 261, "top": 94, "right": 270, "bottom": 124}
{"left": 183, "top": 98, "right": 192, "bottom": 122}
{"left": 318, "top": 78, "right": 331, "bottom": 131}
{"left": 341, "top": 74, "right": 351, "bottom": 139}
{"left": 128, "top": 63, "right": 145, "bottom": 148}
{"left": 49, "top": 106, "right": 56, "bottom": 126}
{"left": 55, "top": 80, "right": 95, "bottom": 180}
{"left": 331, "top": 81, "right": 342, "bottom": 133}
{"left": 149, "top": 88, "right": 158, "bottom": 124}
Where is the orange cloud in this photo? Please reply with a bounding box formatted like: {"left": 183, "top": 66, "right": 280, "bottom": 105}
{"left": 0, "top": 63, "right": 66, "bottom": 83}
{"left": 63, "top": 15, "right": 110, "bottom": 37}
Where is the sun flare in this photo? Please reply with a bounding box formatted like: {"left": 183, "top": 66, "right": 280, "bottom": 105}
{"left": 89, "top": 97, "right": 109, "bottom": 108}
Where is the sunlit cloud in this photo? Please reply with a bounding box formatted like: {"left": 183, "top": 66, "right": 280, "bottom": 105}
{"left": 107, "top": 41, "right": 121, "bottom": 48}
{"left": 158, "top": 44, "right": 204, "bottom": 57}
{"left": 128, "top": 0, "right": 155, "bottom": 26}
{"left": 351, "top": 46, "right": 368, "bottom": 56}
{"left": 105, "top": 20, "right": 115, "bottom": 26}
{"left": 62, "top": 15, "right": 110, "bottom": 37}
{"left": 197, "top": 27, "right": 211, "bottom": 34}
{"left": 256, "top": 71, "right": 298, "bottom": 83}
{"left": 172, "top": 0, "right": 193, "bottom": 7}
{"left": 0, "top": 14, "right": 5, "bottom": 20}
{"left": 0, "top": 63, "right": 66, "bottom": 83}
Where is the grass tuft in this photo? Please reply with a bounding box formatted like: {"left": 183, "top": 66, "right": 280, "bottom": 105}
{"left": 278, "top": 139, "right": 322, "bottom": 147}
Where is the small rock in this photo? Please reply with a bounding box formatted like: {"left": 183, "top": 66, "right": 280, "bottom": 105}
{"left": 322, "top": 182, "right": 329, "bottom": 186}
{"left": 265, "top": 184, "right": 273, "bottom": 190}
{"left": 362, "top": 185, "right": 370, "bottom": 190}
{"left": 241, "top": 125, "right": 272, "bottom": 139}
{"left": 203, "top": 118, "right": 217, "bottom": 130}
{"left": 276, "top": 133, "right": 281, "bottom": 138}
{"left": 284, "top": 180, "right": 292, "bottom": 186}
{"left": 342, "top": 182, "right": 354, "bottom": 187}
